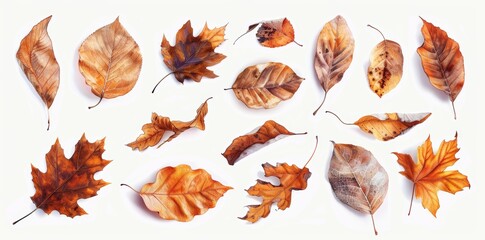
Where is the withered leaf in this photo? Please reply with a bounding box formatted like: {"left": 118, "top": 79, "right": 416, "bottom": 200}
{"left": 153, "top": 21, "right": 226, "bottom": 92}
{"left": 79, "top": 17, "right": 142, "bottom": 109}
{"left": 17, "top": 16, "right": 60, "bottom": 130}
{"left": 328, "top": 142, "right": 389, "bottom": 235}
{"left": 122, "top": 164, "right": 232, "bottom": 222}
{"left": 222, "top": 120, "right": 306, "bottom": 165}
{"left": 327, "top": 111, "right": 431, "bottom": 141}
{"left": 233, "top": 18, "right": 302, "bottom": 47}
{"left": 241, "top": 137, "right": 317, "bottom": 223}
{"left": 313, "top": 15, "right": 354, "bottom": 115}
{"left": 367, "top": 25, "right": 403, "bottom": 97}
{"left": 394, "top": 133, "right": 470, "bottom": 217}
{"left": 13, "top": 134, "right": 111, "bottom": 224}
{"left": 417, "top": 17, "right": 464, "bottom": 119}
{"left": 225, "top": 62, "right": 304, "bottom": 109}
{"left": 127, "top": 97, "right": 211, "bottom": 150}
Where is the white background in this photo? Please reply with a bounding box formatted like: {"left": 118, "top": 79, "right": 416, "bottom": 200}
{"left": 1, "top": 0, "right": 483, "bottom": 239}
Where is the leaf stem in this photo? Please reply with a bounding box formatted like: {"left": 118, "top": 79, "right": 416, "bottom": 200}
{"left": 292, "top": 40, "right": 303, "bottom": 47}
{"left": 88, "top": 93, "right": 104, "bottom": 109}
{"left": 408, "top": 183, "right": 415, "bottom": 216}
{"left": 325, "top": 111, "right": 353, "bottom": 125}
{"left": 47, "top": 108, "right": 51, "bottom": 131}
{"left": 371, "top": 213, "right": 378, "bottom": 235}
{"left": 367, "top": 24, "right": 386, "bottom": 42}
{"left": 121, "top": 183, "right": 139, "bottom": 194}
{"left": 451, "top": 101, "right": 457, "bottom": 120}
{"left": 233, "top": 23, "right": 260, "bottom": 45}
{"left": 152, "top": 72, "right": 174, "bottom": 93}
{"left": 303, "top": 136, "right": 319, "bottom": 168}
{"left": 313, "top": 93, "right": 327, "bottom": 116}
{"left": 13, "top": 208, "right": 38, "bottom": 225}
{"left": 223, "top": 87, "right": 233, "bottom": 91}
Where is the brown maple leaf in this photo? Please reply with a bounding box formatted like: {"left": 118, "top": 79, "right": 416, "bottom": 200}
{"left": 13, "top": 134, "right": 111, "bottom": 224}
{"left": 394, "top": 133, "right": 470, "bottom": 217}
{"left": 127, "top": 97, "right": 211, "bottom": 150}
{"left": 241, "top": 137, "right": 317, "bottom": 223}
{"left": 152, "top": 21, "right": 226, "bottom": 92}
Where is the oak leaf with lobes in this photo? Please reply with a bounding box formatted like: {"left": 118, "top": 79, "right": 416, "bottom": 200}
{"left": 241, "top": 136, "right": 318, "bottom": 223}
{"left": 17, "top": 15, "right": 60, "bottom": 130}
{"left": 222, "top": 120, "right": 306, "bottom": 165}
{"left": 121, "top": 164, "right": 232, "bottom": 221}
{"left": 417, "top": 17, "right": 464, "bottom": 119}
{"left": 225, "top": 62, "right": 304, "bottom": 109}
{"left": 328, "top": 142, "right": 389, "bottom": 235}
{"left": 127, "top": 97, "right": 211, "bottom": 150}
{"left": 79, "top": 17, "right": 142, "bottom": 109}
{"left": 233, "top": 18, "right": 302, "bottom": 47}
{"left": 394, "top": 133, "right": 470, "bottom": 217}
{"left": 13, "top": 134, "right": 111, "bottom": 225}
{"left": 152, "top": 21, "right": 226, "bottom": 92}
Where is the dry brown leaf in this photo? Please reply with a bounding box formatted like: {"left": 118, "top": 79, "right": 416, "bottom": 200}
{"left": 394, "top": 133, "right": 470, "bottom": 217}
{"left": 127, "top": 97, "right": 211, "bottom": 150}
{"left": 417, "top": 17, "right": 464, "bottom": 119}
{"left": 152, "top": 21, "right": 226, "bottom": 92}
{"left": 222, "top": 120, "right": 306, "bottom": 165}
{"left": 367, "top": 25, "right": 403, "bottom": 97}
{"left": 327, "top": 111, "right": 431, "bottom": 141}
{"left": 241, "top": 137, "right": 317, "bottom": 223}
{"left": 17, "top": 16, "right": 60, "bottom": 130}
{"left": 79, "top": 17, "right": 142, "bottom": 109}
{"left": 313, "top": 15, "right": 354, "bottom": 115}
{"left": 233, "top": 18, "right": 302, "bottom": 47}
{"left": 225, "top": 62, "right": 304, "bottom": 109}
{"left": 122, "top": 164, "right": 232, "bottom": 222}
{"left": 13, "top": 134, "right": 111, "bottom": 224}
{"left": 328, "top": 142, "right": 389, "bottom": 235}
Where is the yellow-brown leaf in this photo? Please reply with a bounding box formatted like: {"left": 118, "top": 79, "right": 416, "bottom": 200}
{"left": 233, "top": 18, "right": 301, "bottom": 48}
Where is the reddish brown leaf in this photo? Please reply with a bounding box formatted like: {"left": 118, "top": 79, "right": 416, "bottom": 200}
{"left": 153, "top": 21, "right": 226, "bottom": 92}
{"left": 417, "top": 17, "right": 465, "bottom": 119}
{"left": 127, "top": 98, "right": 211, "bottom": 150}
{"left": 233, "top": 18, "right": 302, "bottom": 47}
{"left": 222, "top": 120, "right": 306, "bottom": 165}
{"left": 17, "top": 16, "right": 60, "bottom": 130}
{"left": 122, "top": 164, "right": 232, "bottom": 222}
{"left": 13, "top": 134, "right": 111, "bottom": 224}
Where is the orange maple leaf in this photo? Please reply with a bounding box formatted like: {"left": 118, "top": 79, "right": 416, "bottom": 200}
{"left": 13, "top": 134, "right": 111, "bottom": 224}
{"left": 393, "top": 133, "right": 470, "bottom": 217}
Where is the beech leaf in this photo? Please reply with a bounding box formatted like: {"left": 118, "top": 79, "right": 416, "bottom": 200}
{"left": 417, "top": 17, "right": 465, "bottom": 119}
{"left": 313, "top": 15, "right": 354, "bottom": 115}
{"left": 79, "top": 17, "right": 142, "bottom": 109}
{"left": 222, "top": 120, "right": 306, "bottom": 165}
{"left": 122, "top": 164, "right": 232, "bottom": 222}
{"left": 241, "top": 136, "right": 318, "bottom": 223}
{"left": 17, "top": 15, "right": 60, "bottom": 130}
{"left": 233, "top": 18, "right": 302, "bottom": 47}
{"left": 367, "top": 25, "right": 403, "bottom": 97}
{"left": 127, "top": 97, "right": 211, "bottom": 150}
{"left": 13, "top": 134, "right": 111, "bottom": 225}
{"left": 394, "top": 133, "right": 470, "bottom": 217}
{"left": 328, "top": 142, "right": 389, "bottom": 235}
{"left": 152, "top": 21, "right": 226, "bottom": 92}
{"left": 225, "top": 62, "right": 304, "bottom": 109}
{"left": 327, "top": 111, "right": 431, "bottom": 141}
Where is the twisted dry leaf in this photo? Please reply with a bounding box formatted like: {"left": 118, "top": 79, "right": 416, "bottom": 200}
{"left": 222, "top": 120, "right": 306, "bottom": 165}
{"left": 152, "top": 21, "right": 226, "bottom": 92}
{"left": 328, "top": 142, "right": 389, "bottom": 235}
{"left": 241, "top": 136, "right": 317, "bottom": 223}
{"left": 394, "top": 133, "right": 470, "bottom": 217}
{"left": 17, "top": 15, "right": 60, "bottom": 130}
{"left": 326, "top": 111, "right": 431, "bottom": 141}
{"left": 122, "top": 164, "right": 232, "bottom": 222}
{"left": 79, "top": 17, "right": 142, "bottom": 109}
{"left": 225, "top": 62, "right": 304, "bottom": 109}
{"left": 417, "top": 17, "right": 464, "bottom": 119}
{"left": 367, "top": 25, "right": 403, "bottom": 97}
{"left": 127, "top": 97, "right": 211, "bottom": 150}
{"left": 13, "top": 134, "right": 111, "bottom": 225}
{"left": 233, "top": 18, "right": 302, "bottom": 47}
{"left": 313, "top": 15, "right": 354, "bottom": 115}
